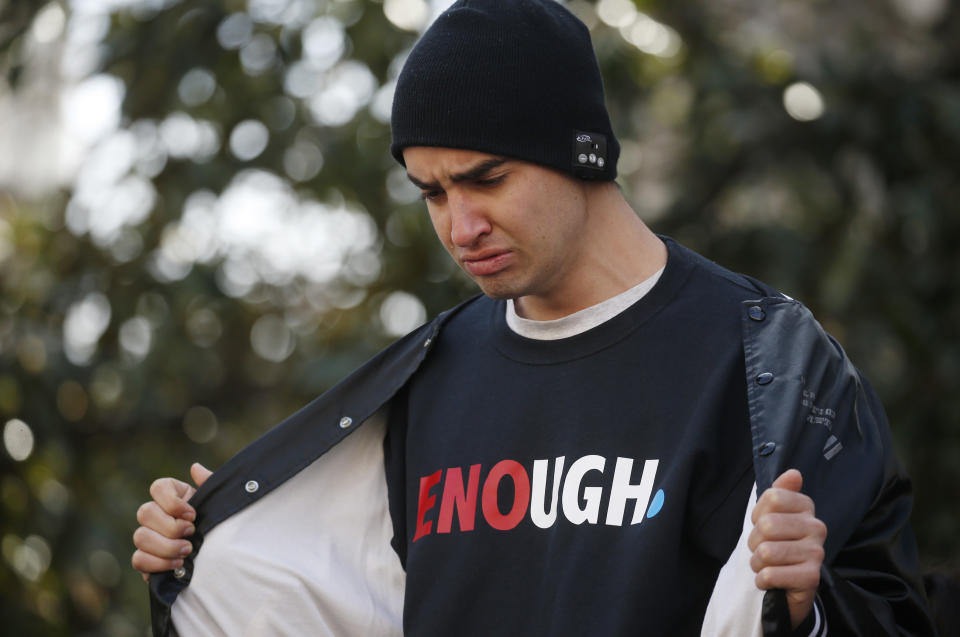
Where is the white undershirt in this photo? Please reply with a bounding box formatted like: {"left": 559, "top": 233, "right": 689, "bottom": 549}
{"left": 172, "top": 412, "right": 405, "bottom": 637}
{"left": 506, "top": 266, "right": 664, "bottom": 339}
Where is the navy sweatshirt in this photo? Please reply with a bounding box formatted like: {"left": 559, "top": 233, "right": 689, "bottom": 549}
{"left": 385, "top": 240, "right": 759, "bottom": 635}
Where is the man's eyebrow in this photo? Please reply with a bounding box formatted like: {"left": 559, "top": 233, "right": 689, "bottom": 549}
{"left": 406, "top": 173, "right": 437, "bottom": 191}
{"left": 406, "top": 157, "right": 510, "bottom": 190}
{"left": 450, "top": 157, "right": 509, "bottom": 183}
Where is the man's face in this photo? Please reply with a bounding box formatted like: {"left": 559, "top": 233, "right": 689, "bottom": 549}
{"left": 403, "top": 146, "right": 589, "bottom": 312}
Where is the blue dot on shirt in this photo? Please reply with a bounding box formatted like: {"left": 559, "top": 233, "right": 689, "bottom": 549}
{"left": 646, "top": 489, "right": 665, "bottom": 518}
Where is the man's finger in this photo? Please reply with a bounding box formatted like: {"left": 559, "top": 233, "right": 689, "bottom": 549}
{"left": 132, "top": 548, "right": 185, "bottom": 576}
{"left": 754, "top": 562, "right": 822, "bottom": 593}
{"left": 136, "top": 501, "right": 195, "bottom": 540}
{"left": 749, "top": 513, "right": 827, "bottom": 549}
{"left": 772, "top": 468, "right": 803, "bottom": 492}
{"left": 751, "top": 469, "right": 813, "bottom": 524}
{"left": 750, "top": 539, "right": 826, "bottom": 572}
{"left": 190, "top": 462, "right": 213, "bottom": 488}
{"left": 149, "top": 477, "right": 197, "bottom": 521}
{"left": 751, "top": 489, "right": 815, "bottom": 524}
{"left": 133, "top": 525, "right": 194, "bottom": 561}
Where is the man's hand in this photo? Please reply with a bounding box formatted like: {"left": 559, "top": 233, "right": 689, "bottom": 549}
{"left": 748, "top": 469, "right": 827, "bottom": 629}
{"left": 131, "top": 463, "right": 212, "bottom": 582}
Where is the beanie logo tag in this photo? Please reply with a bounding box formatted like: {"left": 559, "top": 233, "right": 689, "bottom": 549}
{"left": 572, "top": 131, "right": 608, "bottom": 180}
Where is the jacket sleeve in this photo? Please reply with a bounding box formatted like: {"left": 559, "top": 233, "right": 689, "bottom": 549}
{"left": 742, "top": 298, "right": 935, "bottom": 636}
{"left": 813, "top": 378, "right": 935, "bottom": 636}
{"left": 760, "top": 376, "right": 936, "bottom": 636}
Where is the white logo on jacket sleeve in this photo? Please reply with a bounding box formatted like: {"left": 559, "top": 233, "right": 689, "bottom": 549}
{"left": 802, "top": 389, "right": 843, "bottom": 460}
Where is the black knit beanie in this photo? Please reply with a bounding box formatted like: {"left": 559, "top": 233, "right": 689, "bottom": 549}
{"left": 390, "top": 0, "right": 620, "bottom": 181}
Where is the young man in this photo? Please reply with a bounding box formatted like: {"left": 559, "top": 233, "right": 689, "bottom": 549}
{"left": 132, "top": 1, "right": 934, "bottom": 635}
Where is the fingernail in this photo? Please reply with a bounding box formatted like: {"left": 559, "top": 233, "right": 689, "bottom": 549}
{"left": 183, "top": 510, "right": 196, "bottom": 522}
{"left": 184, "top": 524, "right": 195, "bottom": 537}
{"left": 173, "top": 559, "right": 184, "bottom": 568}
{"left": 180, "top": 544, "right": 192, "bottom": 556}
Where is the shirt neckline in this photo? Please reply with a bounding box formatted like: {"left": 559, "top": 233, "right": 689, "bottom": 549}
{"left": 489, "top": 237, "right": 697, "bottom": 365}
{"left": 505, "top": 266, "right": 665, "bottom": 341}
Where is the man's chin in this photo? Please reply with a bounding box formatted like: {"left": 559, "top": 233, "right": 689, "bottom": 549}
{"left": 459, "top": 265, "right": 530, "bottom": 301}
{"left": 473, "top": 280, "right": 523, "bottom": 302}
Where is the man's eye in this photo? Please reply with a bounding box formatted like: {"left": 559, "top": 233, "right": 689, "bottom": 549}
{"left": 476, "top": 175, "right": 506, "bottom": 187}
{"left": 421, "top": 190, "right": 443, "bottom": 201}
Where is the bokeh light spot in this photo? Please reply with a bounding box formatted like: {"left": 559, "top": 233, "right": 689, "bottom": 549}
{"left": 118, "top": 317, "right": 152, "bottom": 361}
{"left": 61, "top": 74, "right": 125, "bottom": 150}
{"left": 217, "top": 13, "right": 254, "bottom": 50}
{"left": 783, "top": 82, "right": 825, "bottom": 121}
{"left": 284, "top": 140, "right": 324, "bottom": 182}
{"left": 380, "top": 291, "right": 427, "bottom": 337}
{"left": 90, "top": 366, "right": 124, "bottom": 408}
{"left": 386, "top": 165, "right": 421, "bottom": 204}
{"left": 10, "top": 535, "right": 52, "bottom": 582}
{"left": 890, "top": 0, "right": 948, "bottom": 27}
{"left": 136, "top": 291, "right": 170, "bottom": 327}
{"left": 240, "top": 33, "right": 278, "bottom": 75}
{"left": 302, "top": 17, "right": 345, "bottom": 70}
{"left": 38, "top": 479, "right": 70, "bottom": 516}
{"left": 63, "top": 292, "right": 111, "bottom": 365}
{"left": 597, "top": 0, "right": 637, "bottom": 28}
{"left": 758, "top": 49, "right": 794, "bottom": 84}
{"left": 178, "top": 68, "right": 217, "bottom": 107}
{"left": 370, "top": 79, "right": 396, "bottom": 124}
{"left": 0, "top": 218, "right": 12, "bottom": 264}
{"left": 621, "top": 14, "right": 682, "bottom": 57}
{"left": 250, "top": 314, "right": 295, "bottom": 362}
{"left": 308, "top": 61, "right": 378, "bottom": 127}
{"left": 32, "top": 2, "right": 66, "bottom": 44}
{"left": 186, "top": 308, "right": 223, "bottom": 347}
{"left": 229, "top": 120, "right": 270, "bottom": 161}
{"left": 160, "top": 112, "right": 200, "bottom": 159}
{"left": 35, "top": 590, "right": 61, "bottom": 624}
{"left": 264, "top": 96, "right": 296, "bottom": 130}
{"left": 16, "top": 334, "right": 47, "bottom": 374}
{"left": 57, "top": 380, "right": 89, "bottom": 421}
{"left": 88, "top": 549, "right": 121, "bottom": 587}
{"left": 183, "top": 406, "right": 218, "bottom": 444}
{"left": 384, "top": 0, "right": 430, "bottom": 32}
{"left": 3, "top": 419, "right": 34, "bottom": 461}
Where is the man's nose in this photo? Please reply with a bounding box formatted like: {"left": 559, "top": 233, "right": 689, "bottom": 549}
{"left": 449, "top": 193, "right": 492, "bottom": 247}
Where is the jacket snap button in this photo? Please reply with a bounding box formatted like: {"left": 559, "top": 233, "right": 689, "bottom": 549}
{"left": 423, "top": 337, "right": 432, "bottom": 348}
{"left": 244, "top": 480, "right": 259, "bottom": 493}
{"left": 173, "top": 566, "right": 187, "bottom": 579}
{"left": 748, "top": 306, "right": 766, "bottom": 321}
{"left": 759, "top": 442, "right": 776, "bottom": 456}
{"left": 756, "top": 372, "right": 774, "bottom": 385}
{"left": 339, "top": 416, "right": 353, "bottom": 429}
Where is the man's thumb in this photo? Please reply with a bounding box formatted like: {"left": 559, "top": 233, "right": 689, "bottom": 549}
{"left": 772, "top": 468, "right": 803, "bottom": 492}
{"left": 190, "top": 462, "right": 213, "bottom": 488}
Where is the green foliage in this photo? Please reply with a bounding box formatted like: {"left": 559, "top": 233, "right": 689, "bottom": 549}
{"left": 0, "top": 0, "right": 957, "bottom": 633}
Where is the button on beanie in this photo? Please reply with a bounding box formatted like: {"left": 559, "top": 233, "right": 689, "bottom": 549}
{"left": 390, "top": 0, "right": 620, "bottom": 181}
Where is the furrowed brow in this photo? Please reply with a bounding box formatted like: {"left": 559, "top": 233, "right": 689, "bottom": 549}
{"left": 406, "top": 157, "right": 510, "bottom": 191}
{"left": 406, "top": 173, "right": 439, "bottom": 191}
{"left": 450, "top": 158, "right": 509, "bottom": 183}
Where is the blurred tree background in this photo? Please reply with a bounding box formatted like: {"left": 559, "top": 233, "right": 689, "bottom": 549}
{"left": 0, "top": 0, "right": 956, "bottom": 634}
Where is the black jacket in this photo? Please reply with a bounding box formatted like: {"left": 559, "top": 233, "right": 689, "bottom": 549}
{"left": 149, "top": 277, "right": 935, "bottom": 636}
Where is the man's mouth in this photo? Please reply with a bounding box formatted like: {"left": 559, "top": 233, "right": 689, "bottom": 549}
{"left": 461, "top": 250, "right": 513, "bottom": 276}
